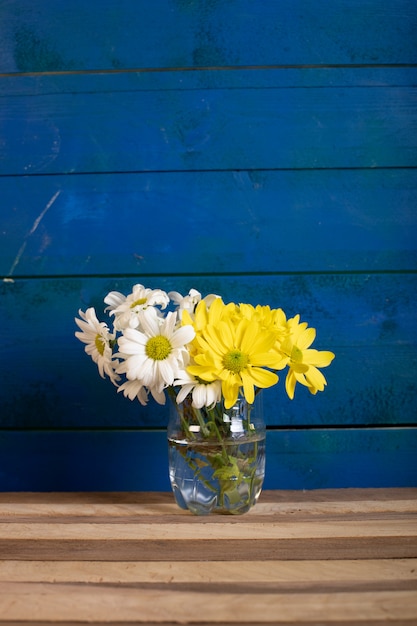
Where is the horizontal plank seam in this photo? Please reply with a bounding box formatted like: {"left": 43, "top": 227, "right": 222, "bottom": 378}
{"left": 1, "top": 512, "right": 416, "bottom": 522}
{"left": 1, "top": 521, "right": 415, "bottom": 539}
{"left": 2, "top": 580, "right": 417, "bottom": 594}
{"left": 1, "top": 165, "right": 417, "bottom": 180}
{"left": 2, "top": 62, "right": 417, "bottom": 79}
{"left": 3, "top": 84, "right": 417, "bottom": 99}
{"left": 0, "top": 424, "right": 416, "bottom": 433}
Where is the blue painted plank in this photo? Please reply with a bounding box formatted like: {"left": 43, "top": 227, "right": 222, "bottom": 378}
{"left": 1, "top": 83, "right": 416, "bottom": 175}
{"left": 2, "top": 67, "right": 417, "bottom": 97}
{"left": 1, "top": 169, "right": 416, "bottom": 277}
{"left": 1, "top": 0, "right": 416, "bottom": 73}
{"left": 0, "top": 274, "right": 416, "bottom": 429}
{"left": 0, "top": 427, "right": 415, "bottom": 491}
{"left": 266, "top": 427, "right": 417, "bottom": 490}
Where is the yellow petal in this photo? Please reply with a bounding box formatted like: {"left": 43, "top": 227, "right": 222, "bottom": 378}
{"left": 240, "top": 370, "right": 255, "bottom": 404}
{"left": 285, "top": 370, "right": 296, "bottom": 400}
{"left": 294, "top": 370, "right": 308, "bottom": 386}
{"left": 240, "top": 321, "right": 276, "bottom": 355}
{"left": 297, "top": 327, "right": 316, "bottom": 350}
{"left": 250, "top": 351, "right": 286, "bottom": 369}
{"left": 247, "top": 366, "right": 278, "bottom": 389}
{"left": 305, "top": 366, "right": 327, "bottom": 391}
{"left": 207, "top": 297, "right": 226, "bottom": 325}
{"left": 222, "top": 379, "right": 240, "bottom": 409}
{"left": 304, "top": 349, "right": 335, "bottom": 367}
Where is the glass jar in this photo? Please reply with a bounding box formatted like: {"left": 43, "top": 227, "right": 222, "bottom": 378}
{"left": 167, "top": 393, "right": 265, "bottom": 515}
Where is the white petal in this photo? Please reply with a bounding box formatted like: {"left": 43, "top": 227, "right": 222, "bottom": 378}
{"left": 140, "top": 358, "right": 157, "bottom": 386}
{"left": 192, "top": 385, "right": 207, "bottom": 409}
{"left": 121, "top": 357, "right": 140, "bottom": 380}
{"left": 176, "top": 384, "right": 194, "bottom": 404}
{"left": 119, "top": 328, "right": 147, "bottom": 350}
{"left": 170, "top": 325, "right": 195, "bottom": 348}
{"left": 139, "top": 309, "right": 161, "bottom": 336}
{"left": 157, "top": 359, "right": 175, "bottom": 387}
{"left": 149, "top": 386, "right": 167, "bottom": 405}
{"left": 162, "top": 311, "right": 177, "bottom": 337}
{"left": 168, "top": 291, "right": 183, "bottom": 305}
{"left": 104, "top": 291, "right": 126, "bottom": 311}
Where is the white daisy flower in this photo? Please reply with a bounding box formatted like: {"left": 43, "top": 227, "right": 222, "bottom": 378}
{"left": 169, "top": 289, "right": 220, "bottom": 320}
{"left": 116, "top": 309, "right": 195, "bottom": 394}
{"left": 103, "top": 290, "right": 126, "bottom": 312}
{"left": 115, "top": 367, "right": 167, "bottom": 406}
{"left": 117, "top": 379, "right": 149, "bottom": 405}
{"left": 106, "top": 284, "right": 170, "bottom": 331}
{"left": 174, "top": 370, "right": 222, "bottom": 409}
{"left": 74, "top": 308, "right": 120, "bottom": 385}
{"left": 169, "top": 288, "right": 202, "bottom": 319}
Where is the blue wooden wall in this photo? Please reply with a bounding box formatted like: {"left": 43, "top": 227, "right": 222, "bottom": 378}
{"left": 1, "top": 1, "right": 416, "bottom": 490}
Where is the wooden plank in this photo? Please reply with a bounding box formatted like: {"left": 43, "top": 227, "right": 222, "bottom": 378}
{"left": 2, "top": 66, "right": 417, "bottom": 97}
{"left": 0, "top": 582, "right": 416, "bottom": 622}
{"left": 1, "top": 169, "right": 416, "bottom": 276}
{"left": 0, "top": 429, "right": 415, "bottom": 491}
{"left": 1, "top": 339, "right": 417, "bottom": 428}
{"left": 1, "top": 0, "right": 416, "bottom": 73}
{"left": 0, "top": 617, "right": 415, "bottom": 626}
{"left": 1, "top": 273, "right": 416, "bottom": 429}
{"left": 0, "top": 620, "right": 412, "bottom": 626}
{"left": 0, "top": 489, "right": 415, "bottom": 519}
{"left": 0, "top": 535, "right": 416, "bottom": 562}
{"left": 1, "top": 558, "right": 416, "bottom": 584}
{"left": 1, "top": 519, "right": 416, "bottom": 540}
{"left": 1, "top": 84, "right": 416, "bottom": 175}
{"left": 0, "top": 490, "right": 415, "bottom": 624}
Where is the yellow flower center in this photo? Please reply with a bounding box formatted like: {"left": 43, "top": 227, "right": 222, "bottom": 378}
{"left": 130, "top": 297, "right": 147, "bottom": 308}
{"left": 291, "top": 345, "right": 303, "bottom": 362}
{"left": 223, "top": 349, "right": 249, "bottom": 373}
{"left": 95, "top": 334, "right": 106, "bottom": 356}
{"left": 146, "top": 336, "right": 172, "bottom": 360}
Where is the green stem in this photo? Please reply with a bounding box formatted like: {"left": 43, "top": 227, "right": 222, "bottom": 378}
{"left": 193, "top": 408, "right": 210, "bottom": 437}
{"left": 169, "top": 391, "right": 263, "bottom": 512}
{"left": 210, "top": 415, "right": 230, "bottom": 463}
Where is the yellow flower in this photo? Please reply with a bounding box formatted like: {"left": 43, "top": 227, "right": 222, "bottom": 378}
{"left": 280, "top": 315, "right": 335, "bottom": 399}
{"left": 182, "top": 298, "right": 234, "bottom": 357}
{"left": 187, "top": 304, "right": 283, "bottom": 409}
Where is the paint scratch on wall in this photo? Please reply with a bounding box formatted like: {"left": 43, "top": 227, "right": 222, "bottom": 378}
{"left": 4, "top": 190, "right": 61, "bottom": 281}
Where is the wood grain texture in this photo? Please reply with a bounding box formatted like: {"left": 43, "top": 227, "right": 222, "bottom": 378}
{"left": 1, "top": 274, "right": 416, "bottom": 430}
{"left": 1, "top": 0, "right": 416, "bottom": 72}
{"left": 1, "top": 80, "right": 416, "bottom": 175}
{"left": 0, "top": 1, "right": 416, "bottom": 491}
{"left": 2, "top": 558, "right": 417, "bottom": 583}
{"left": 0, "top": 429, "right": 415, "bottom": 492}
{"left": 1, "top": 169, "right": 416, "bottom": 276}
{"left": 1, "top": 488, "right": 416, "bottom": 519}
{"left": 1, "top": 584, "right": 416, "bottom": 623}
{"left": 3, "top": 66, "right": 417, "bottom": 97}
{"left": 0, "top": 489, "right": 416, "bottom": 624}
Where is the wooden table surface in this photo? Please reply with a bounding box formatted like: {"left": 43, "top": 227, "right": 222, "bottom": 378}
{"left": 0, "top": 488, "right": 416, "bottom": 625}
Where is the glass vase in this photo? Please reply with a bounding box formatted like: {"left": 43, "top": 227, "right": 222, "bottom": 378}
{"left": 167, "top": 393, "right": 265, "bottom": 515}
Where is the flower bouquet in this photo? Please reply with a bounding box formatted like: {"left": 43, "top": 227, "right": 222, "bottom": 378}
{"left": 75, "top": 284, "right": 335, "bottom": 514}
